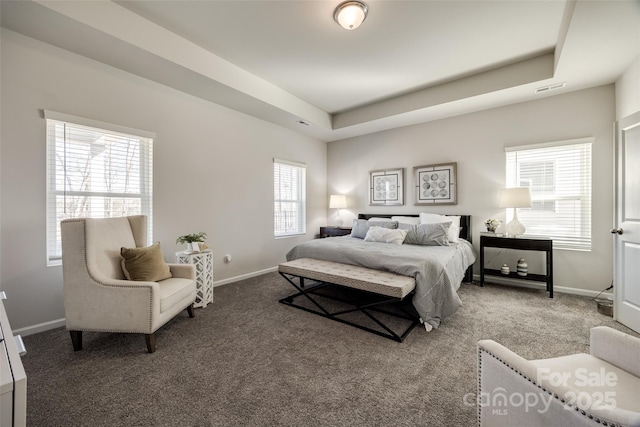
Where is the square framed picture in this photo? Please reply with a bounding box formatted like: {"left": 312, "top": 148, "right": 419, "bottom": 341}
{"left": 414, "top": 162, "right": 457, "bottom": 205}
{"left": 369, "top": 168, "right": 404, "bottom": 206}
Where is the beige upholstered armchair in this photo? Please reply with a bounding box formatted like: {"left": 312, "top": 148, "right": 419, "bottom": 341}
{"left": 61, "top": 215, "right": 197, "bottom": 353}
{"left": 478, "top": 326, "right": 640, "bottom": 426}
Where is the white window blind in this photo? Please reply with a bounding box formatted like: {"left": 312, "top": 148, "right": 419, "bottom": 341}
{"left": 505, "top": 138, "right": 592, "bottom": 251}
{"left": 274, "top": 158, "right": 306, "bottom": 237}
{"left": 45, "top": 111, "right": 154, "bottom": 266}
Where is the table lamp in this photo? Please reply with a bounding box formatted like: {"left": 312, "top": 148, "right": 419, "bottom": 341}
{"left": 329, "top": 194, "right": 347, "bottom": 227}
{"left": 499, "top": 187, "right": 532, "bottom": 237}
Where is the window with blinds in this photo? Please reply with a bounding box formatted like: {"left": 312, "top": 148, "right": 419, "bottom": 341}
{"left": 505, "top": 138, "right": 592, "bottom": 251}
{"left": 45, "top": 111, "right": 154, "bottom": 266}
{"left": 274, "top": 158, "right": 306, "bottom": 237}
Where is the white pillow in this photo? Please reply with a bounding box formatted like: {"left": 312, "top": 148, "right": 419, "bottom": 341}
{"left": 419, "top": 213, "right": 460, "bottom": 243}
{"left": 391, "top": 216, "right": 420, "bottom": 226}
{"left": 363, "top": 226, "right": 408, "bottom": 245}
{"left": 367, "top": 217, "right": 392, "bottom": 222}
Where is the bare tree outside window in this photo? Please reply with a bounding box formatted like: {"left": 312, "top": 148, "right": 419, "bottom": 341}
{"left": 45, "top": 112, "right": 153, "bottom": 265}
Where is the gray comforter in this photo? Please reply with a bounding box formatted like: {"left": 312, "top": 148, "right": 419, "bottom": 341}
{"left": 286, "top": 236, "right": 476, "bottom": 329}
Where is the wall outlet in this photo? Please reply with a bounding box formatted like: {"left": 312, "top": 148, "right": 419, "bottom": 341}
{"left": 223, "top": 254, "right": 232, "bottom": 263}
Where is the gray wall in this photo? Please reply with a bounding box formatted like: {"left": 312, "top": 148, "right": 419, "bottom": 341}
{"left": 0, "top": 29, "right": 327, "bottom": 331}
{"left": 327, "top": 85, "right": 616, "bottom": 295}
{"left": 616, "top": 55, "right": 640, "bottom": 120}
{"left": 1, "top": 27, "right": 637, "bottom": 332}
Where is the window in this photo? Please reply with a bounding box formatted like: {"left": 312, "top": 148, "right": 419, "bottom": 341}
{"left": 505, "top": 138, "right": 592, "bottom": 251}
{"left": 273, "top": 158, "right": 306, "bottom": 237}
{"left": 45, "top": 111, "right": 154, "bottom": 266}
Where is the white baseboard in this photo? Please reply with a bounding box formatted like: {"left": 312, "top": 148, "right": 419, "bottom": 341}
{"left": 212, "top": 266, "right": 278, "bottom": 287}
{"left": 14, "top": 318, "right": 66, "bottom": 337}
{"left": 472, "top": 274, "right": 613, "bottom": 299}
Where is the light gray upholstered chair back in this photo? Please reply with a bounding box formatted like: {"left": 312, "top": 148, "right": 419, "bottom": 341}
{"left": 84, "top": 216, "right": 146, "bottom": 280}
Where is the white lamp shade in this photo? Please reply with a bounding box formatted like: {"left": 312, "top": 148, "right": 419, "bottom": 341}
{"left": 329, "top": 194, "right": 347, "bottom": 209}
{"left": 334, "top": 1, "right": 368, "bottom": 30}
{"left": 499, "top": 187, "right": 532, "bottom": 208}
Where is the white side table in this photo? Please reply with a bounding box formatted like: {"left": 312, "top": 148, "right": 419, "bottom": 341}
{"left": 176, "top": 250, "right": 213, "bottom": 308}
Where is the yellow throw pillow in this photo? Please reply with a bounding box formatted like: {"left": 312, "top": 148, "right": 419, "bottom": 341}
{"left": 120, "top": 242, "right": 172, "bottom": 282}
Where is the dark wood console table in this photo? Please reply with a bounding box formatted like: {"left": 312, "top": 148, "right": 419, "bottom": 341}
{"left": 480, "top": 233, "right": 553, "bottom": 298}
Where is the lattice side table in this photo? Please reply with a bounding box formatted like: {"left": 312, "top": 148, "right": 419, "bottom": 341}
{"left": 175, "top": 250, "right": 214, "bottom": 308}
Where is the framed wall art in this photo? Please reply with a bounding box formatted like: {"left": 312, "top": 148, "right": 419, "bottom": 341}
{"left": 414, "top": 162, "right": 457, "bottom": 205}
{"left": 369, "top": 168, "right": 404, "bottom": 206}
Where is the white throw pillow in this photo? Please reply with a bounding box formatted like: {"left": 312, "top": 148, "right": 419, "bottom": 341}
{"left": 391, "top": 216, "right": 421, "bottom": 226}
{"left": 419, "top": 213, "right": 460, "bottom": 243}
{"left": 367, "top": 217, "right": 392, "bottom": 222}
{"left": 363, "top": 226, "right": 408, "bottom": 245}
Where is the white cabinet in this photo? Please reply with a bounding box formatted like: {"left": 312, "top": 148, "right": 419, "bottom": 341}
{"left": 175, "top": 250, "right": 214, "bottom": 308}
{"left": 0, "top": 292, "right": 27, "bottom": 427}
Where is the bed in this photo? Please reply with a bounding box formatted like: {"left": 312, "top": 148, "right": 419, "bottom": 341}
{"left": 278, "top": 214, "right": 476, "bottom": 340}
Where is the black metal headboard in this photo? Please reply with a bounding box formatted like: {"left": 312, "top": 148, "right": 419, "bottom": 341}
{"left": 357, "top": 213, "right": 472, "bottom": 243}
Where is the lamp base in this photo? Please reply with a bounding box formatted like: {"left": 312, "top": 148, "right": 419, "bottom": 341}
{"left": 335, "top": 211, "right": 344, "bottom": 227}
{"left": 505, "top": 217, "right": 525, "bottom": 237}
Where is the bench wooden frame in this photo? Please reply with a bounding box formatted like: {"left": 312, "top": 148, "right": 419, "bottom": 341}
{"left": 278, "top": 258, "right": 420, "bottom": 342}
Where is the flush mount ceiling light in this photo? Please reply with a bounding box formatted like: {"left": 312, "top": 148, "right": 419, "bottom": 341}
{"left": 333, "top": 1, "right": 368, "bottom": 30}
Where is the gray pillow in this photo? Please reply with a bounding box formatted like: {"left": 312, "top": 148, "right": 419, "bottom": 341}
{"left": 399, "top": 222, "right": 451, "bottom": 246}
{"left": 351, "top": 219, "right": 398, "bottom": 239}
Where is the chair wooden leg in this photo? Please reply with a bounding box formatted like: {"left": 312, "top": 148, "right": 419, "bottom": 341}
{"left": 187, "top": 303, "right": 195, "bottom": 318}
{"left": 145, "top": 333, "right": 156, "bottom": 353}
{"left": 70, "top": 330, "right": 83, "bottom": 351}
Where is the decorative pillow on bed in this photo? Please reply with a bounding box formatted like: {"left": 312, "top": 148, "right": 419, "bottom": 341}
{"left": 391, "top": 216, "right": 421, "bottom": 226}
{"left": 399, "top": 222, "right": 450, "bottom": 246}
{"left": 351, "top": 219, "right": 398, "bottom": 239}
{"left": 419, "top": 213, "right": 461, "bottom": 243}
{"left": 363, "top": 226, "right": 408, "bottom": 245}
{"left": 120, "top": 242, "right": 172, "bottom": 282}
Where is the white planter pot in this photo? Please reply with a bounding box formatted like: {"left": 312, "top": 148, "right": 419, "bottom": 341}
{"left": 186, "top": 242, "right": 201, "bottom": 252}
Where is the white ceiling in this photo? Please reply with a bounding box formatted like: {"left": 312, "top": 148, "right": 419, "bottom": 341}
{"left": 2, "top": 1, "right": 639, "bottom": 141}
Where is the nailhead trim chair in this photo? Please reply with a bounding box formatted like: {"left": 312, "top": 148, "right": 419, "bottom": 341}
{"left": 61, "top": 216, "right": 196, "bottom": 353}
{"left": 478, "top": 326, "right": 640, "bottom": 426}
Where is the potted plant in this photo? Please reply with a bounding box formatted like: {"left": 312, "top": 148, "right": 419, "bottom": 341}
{"left": 484, "top": 219, "right": 500, "bottom": 232}
{"left": 176, "top": 232, "right": 208, "bottom": 252}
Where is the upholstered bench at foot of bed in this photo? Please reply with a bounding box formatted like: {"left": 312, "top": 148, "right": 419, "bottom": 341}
{"left": 278, "top": 258, "right": 419, "bottom": 342}
{"left": 279, "top": 258, "right": 416, "bottom": 298}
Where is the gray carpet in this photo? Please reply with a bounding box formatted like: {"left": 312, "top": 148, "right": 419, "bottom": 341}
{"left": 21, "top": 273, "right": 635, "bottom": 427}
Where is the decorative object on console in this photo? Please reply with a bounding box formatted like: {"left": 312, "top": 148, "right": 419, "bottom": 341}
{"left": 499, "top": 187, "right": 532, "bottom": 237}
{"left": 484, "top": 218, "right": 500, "bottom": 232}
{"left": 333, "top": 1, "right": 368, "bottom": 30}
{"left": 369, "top": 168, "right": 404, "bottom": 206}
{"left": 329, "top": 194, "right": 347, "bottom": 227}
{"left": 414, "top": 162, "right": 457, "bottom": 205}
{"left": 176, "top": 231, "right": 208, "bottom": 252}
{"left": 500, "top": 264, "right": 510, "bottom": 275}
{"left": 517, "top": 258, "right": 528, "bottom": 276}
